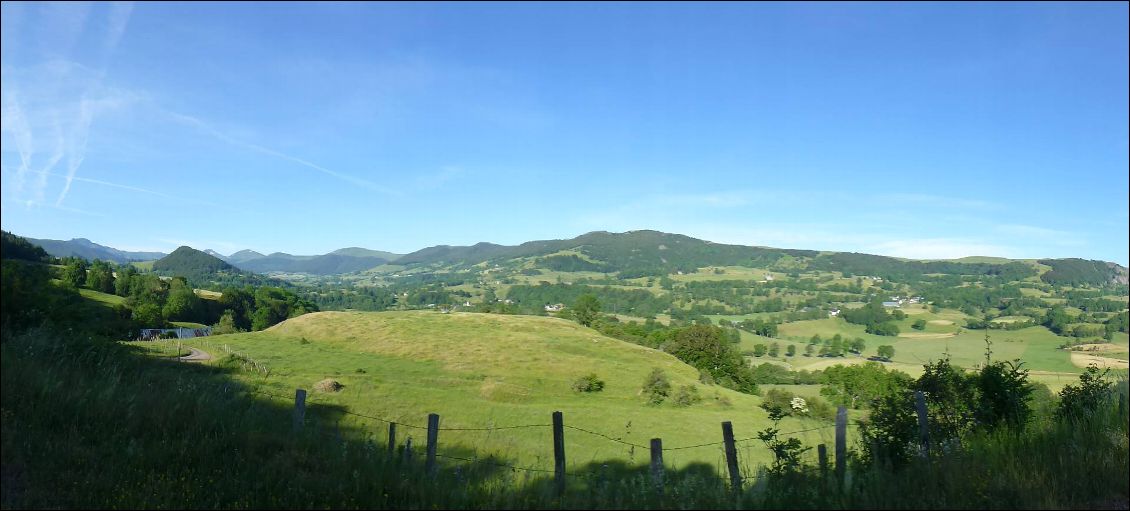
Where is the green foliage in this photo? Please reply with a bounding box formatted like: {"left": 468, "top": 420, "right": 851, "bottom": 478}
{"left": 821, "top": 362, "right": 912, "bottom": 409}
{"left": 1042, "top": 306, "right": 1074, "bottom": 335}
{"left": 506, "top": 282, "right": 669, "bottom": 317}
{"left": 642, "top": 367, "right": 671, "bottom": 405}
{"left": 1038, "top": 258, "right": 1119, "bottom": 286}
{"left": 756, "top": 406, "right": 812, "bottom": 477}
{"left": 211, "top": 309, "right": 244, "bottom": 335}
{"left": 86, "top": 259, "right": 115, "bottom": 294}
{"left": 975, "top": 359, "right": 1034, "bottom": 430}
{"left": 61, "top": 258, "right": 88, "bottom": 287}
{"left": 571, "top": 373, "right": 605, "bottom": 393}
{"left": 162, "top": 278, "right": 205, "bottom": 322}
{"left": 539, "top": 254, "right": 609, "bottom": 272}
{"left": 131, "top": 302, "right": 165, "bottom": 328}
{"left": 572, "top": 293, "right": 601, "bottom": 327}
{"left": 808, "top": 252, "right": 1037, "bottom": 283}
{"left": 876, "top": 345, "right": 895, "bottom": 361}
{"left": 863, "top": 354, "right": 1039, "bottom": 469}
{"left": 1056, "top": 365, "right": 1115, "bottom": 422}
{"left": 1, "top": 260, "right": 133, "bottom": 337}
{"left": 662, "top": 324, "right": 758, "bottom": 394}
{"left": 1107, "top": 310, "right": 1130, "bottom": 336}
{"left": 866, "top": 321, "right": 900, "bottom": 336}
{"left": 785, "top": 344, "right": 796, "bottom": 357}
{"left": 859, "top": 384, "right": 918, "bottom": 467}
{"left": 841, "top": 300, "right": 899, "bottom": 336}
{"left": 0, "top": 230, "right": 53, "bottom": 263}
{"left": 672, "top": 384, "right": 701, "bottom": 407}
{"left": 152, "top": 246, "right": 276, "bottom": 289}
{"left": 917, "top": 358, "right": 978, "bottom": 441}
{"left": 752, "top": 343, "right": 767, "bottom": 357}
{"left": 911, "top": 319, "right": 927, "bottom": 330}
{"left": 760, "top": 388, "right": 834, "bottom": 420}
{"left": 750, "top": 363, "right": 823, "bottom": 385}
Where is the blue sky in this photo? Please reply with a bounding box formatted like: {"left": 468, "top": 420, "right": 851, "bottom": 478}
{"left": 2, "top": 2, "right": 1127, "bottom": 264}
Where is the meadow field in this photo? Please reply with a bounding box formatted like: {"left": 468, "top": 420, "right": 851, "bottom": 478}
{"left": 137, "top": 311, "right": 847, "bottom": 477}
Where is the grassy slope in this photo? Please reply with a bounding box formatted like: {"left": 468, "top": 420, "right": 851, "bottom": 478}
{"left": 171, "top": 311, "right": 840, "bottom": 473}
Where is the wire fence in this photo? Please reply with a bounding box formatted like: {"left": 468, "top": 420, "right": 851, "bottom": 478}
{"left": 239, "top": 385, "right": 848, "bottom": 486}
{"left": 161, "top": 342, "right": 852, "bottom": 487}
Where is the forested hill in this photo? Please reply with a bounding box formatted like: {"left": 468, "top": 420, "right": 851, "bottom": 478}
{"left": 397, "top": 230, "right": 817, "bottom": 277}
{"left": 392, "top": 230, "right": 1127, "bottom": 285}
{"left": 152, "top": 246, "right": 277, "bottom": 289}
{"left": 1038, "top": 258, "right": 1130, "bottom": 286}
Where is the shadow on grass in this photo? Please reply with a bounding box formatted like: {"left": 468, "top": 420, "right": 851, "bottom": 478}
{"left": 3, "top": 326, "right": 750, "bottom": 509}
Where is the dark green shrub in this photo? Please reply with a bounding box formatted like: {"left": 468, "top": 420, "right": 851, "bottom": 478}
{"left": 672, "top": 384, "right": 701, "bottom": 406}
{"left": 571, "top": 373, "right": 605, "bottom": 393}
{"left": 642, "top": 368, "right": 671, "bottom": 405}
{"left": 1056, "top": 365, "right": 1114, "bottom": 421}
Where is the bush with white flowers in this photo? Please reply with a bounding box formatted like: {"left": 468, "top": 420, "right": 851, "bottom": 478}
{"left": 790, "top": 396, "right": 809, "bottom": 415}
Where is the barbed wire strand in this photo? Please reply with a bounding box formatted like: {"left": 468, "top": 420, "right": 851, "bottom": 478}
{"left": 245, "top": 388, "right": 837, "bottom": 452}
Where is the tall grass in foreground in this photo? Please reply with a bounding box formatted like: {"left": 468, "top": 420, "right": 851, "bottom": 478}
{"left": 2, "top": 325, "right": 1127, "bottom": 509}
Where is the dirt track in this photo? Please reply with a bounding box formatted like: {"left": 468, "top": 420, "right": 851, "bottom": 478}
{"left": 177, "top": 347, "right": 212, "bottom": 362}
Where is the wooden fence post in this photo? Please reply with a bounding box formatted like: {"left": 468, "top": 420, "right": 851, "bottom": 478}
{"left": 388, "top": 423, "right": 397, "bottom": 458}
{"left": 292, "top": 389, "right": 306, "bottom": 432}
{"left": 721, "top": 421, "right": 741, "bottom": 491}
{"left": 552, "top": 411, "right": 566, "bottom": 496}
{"left": 835, "top": 406, "right": 847, "bottom": 486}
{"left": 817, "top": 443, "right": 828, "bottom": 481}
{"left": 426, "top": 413, "right": 439, "bottom": 476}
{"left": 914, "top": 391, "right": 930, "bottom": 457}
{"left": 650, "top": 438, "right": 664, "bottom": 493}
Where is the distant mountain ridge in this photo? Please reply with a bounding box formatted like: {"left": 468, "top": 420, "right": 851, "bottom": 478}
{"left": 152, "top": 246, "right": 277, "bottom": 289}
{"left": 10, "top": 231, "right": 1127, "bottom": 286}
{"left": 233, "top": 253, "right": 393, "bottom": 275}
{"left": 26, "top": 237, "right": 166, "bottom": 263}
{"left": 193, "top": 247, "right": 404, "bottom": 275}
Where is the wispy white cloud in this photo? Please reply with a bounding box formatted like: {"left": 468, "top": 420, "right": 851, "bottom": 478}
{"left": 1, "top": 2, "right": 136, "bottom": 207}
{"left": 165, "top": 110, "right": 401, "bottom": 196}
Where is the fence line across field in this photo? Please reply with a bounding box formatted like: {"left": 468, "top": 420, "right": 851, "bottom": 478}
{"left": 275, "top": 386, "right": 858, "bottom": 495}
{"left": 249, "top": 387, "right": 836, "bottom": 448}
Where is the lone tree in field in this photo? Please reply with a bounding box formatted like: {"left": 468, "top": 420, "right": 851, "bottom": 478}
{"left": 572, "top": 293, "right": 601, "bottom": 327}
{"left": 876, "top": 345, "right": 895, "bottom": 361}
{"left": 62, "top": 258, "right": 88, "bottom": 288}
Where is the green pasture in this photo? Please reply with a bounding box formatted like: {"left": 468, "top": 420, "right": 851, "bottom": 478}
{"left": 78, "top": 287, "right": 125, "bottom": 306}
{"left": 144, "top": 311, "right": 846, "bottom": 476}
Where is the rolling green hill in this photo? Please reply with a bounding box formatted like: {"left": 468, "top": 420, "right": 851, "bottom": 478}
{"left": 165, "top": 311, "right": 833, "bottom": 472}
{"left": 330, "top": 247, "right": 403, "bottom": 261}
{"left": 397, "top": 230, "right": 816, "bottom": 277}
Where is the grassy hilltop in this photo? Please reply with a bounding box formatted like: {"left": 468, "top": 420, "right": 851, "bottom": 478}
{"left": 169, "top": 311, "right": 836, "bottom": 472}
